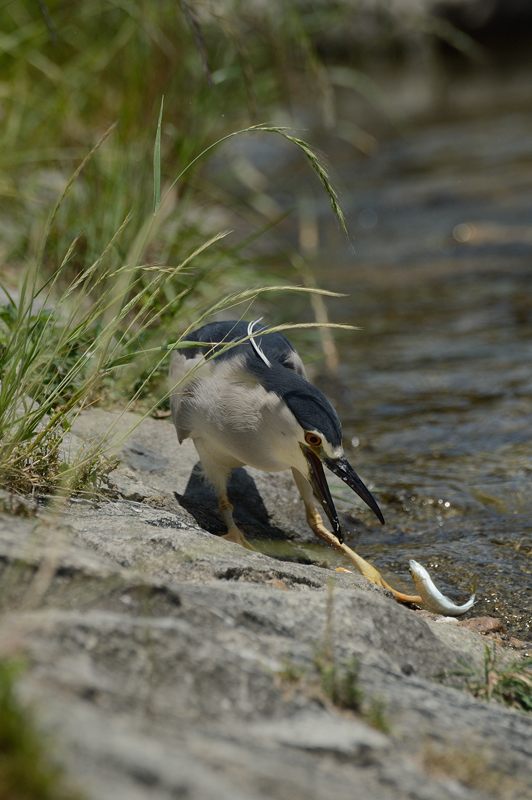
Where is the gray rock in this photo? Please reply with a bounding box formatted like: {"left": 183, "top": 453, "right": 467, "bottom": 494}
{"left": 0, "top": 409, "right": 530, "bottom": 800}
{"left": 249, "top": 710, "right": 389, "bottom": 759}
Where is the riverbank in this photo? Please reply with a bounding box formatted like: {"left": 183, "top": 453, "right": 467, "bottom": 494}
{"left": 0, "top": 409, "right": 529, "bottom": 800}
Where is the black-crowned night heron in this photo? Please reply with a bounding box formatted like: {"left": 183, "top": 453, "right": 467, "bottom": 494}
{"left": 170, "top": 319, "right": 420, "bottom": 603}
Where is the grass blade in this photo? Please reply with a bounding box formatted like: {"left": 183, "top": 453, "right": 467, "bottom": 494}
{"left": 153, "top": 95, "right": 164, "bottom": 213}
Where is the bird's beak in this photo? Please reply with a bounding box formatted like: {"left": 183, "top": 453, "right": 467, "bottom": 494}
{"left": 304, "top": 447, "right": 344, "bottom": 542}
{"left": 324, "top": 456, "right": 385, "bottom": 526}
{"left": 303, "top": 450, "right": 385, "bottom": 544}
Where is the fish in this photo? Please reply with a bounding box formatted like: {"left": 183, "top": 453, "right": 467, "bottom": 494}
{"left": 409, "top": 559, "right": 476, "bottom": 616}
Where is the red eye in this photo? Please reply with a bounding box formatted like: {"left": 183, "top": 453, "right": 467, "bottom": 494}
{"left": 305, "top": 432, "right": 322, "bottom": 447}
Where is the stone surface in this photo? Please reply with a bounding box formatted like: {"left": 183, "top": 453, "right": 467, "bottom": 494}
{"left": 460, "top": 617, "right": 506, "bottom": 635}
{"left": 0, "top": 409, "right": 530, "bottom": 800}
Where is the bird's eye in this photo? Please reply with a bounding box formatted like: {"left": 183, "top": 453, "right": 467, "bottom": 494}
{"left": 304, "top": 432, "right": 322, "bottom": 447}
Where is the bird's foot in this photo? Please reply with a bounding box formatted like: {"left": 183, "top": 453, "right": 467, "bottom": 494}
{"left": 222, "top": 526, "right": 256, "bottom": 551}
{"left": 307, "top": 509, "right": 421, "bottom": 604}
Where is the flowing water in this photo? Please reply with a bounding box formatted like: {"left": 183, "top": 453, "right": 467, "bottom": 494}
{"left": 312, "top": 98, "right": 532, "bottom": 639}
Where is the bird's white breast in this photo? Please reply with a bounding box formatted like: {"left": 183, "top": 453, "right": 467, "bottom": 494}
{"left": 183, "top": 357, "right": 306, "bottom": 473}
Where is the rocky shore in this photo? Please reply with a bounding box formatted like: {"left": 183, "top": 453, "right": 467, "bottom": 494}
{"left": 0, "top": 409, "right": 530, "bottom": 799}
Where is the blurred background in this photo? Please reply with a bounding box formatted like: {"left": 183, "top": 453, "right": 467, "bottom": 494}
{"left": 0, "top": 0, "right": 530, "bottom": 636}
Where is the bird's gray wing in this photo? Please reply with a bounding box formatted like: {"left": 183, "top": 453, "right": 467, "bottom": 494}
{"left": 169, "top": 350, "right": 209, "bottom": 443}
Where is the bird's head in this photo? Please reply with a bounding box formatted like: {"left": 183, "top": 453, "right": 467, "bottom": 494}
{"left": 282, "top": 380, "right": 385, "bottom": 543}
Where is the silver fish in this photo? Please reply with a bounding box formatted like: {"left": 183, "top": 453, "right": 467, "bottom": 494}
{"left": 409, "top": 560, "right": 476, "bottom": 616}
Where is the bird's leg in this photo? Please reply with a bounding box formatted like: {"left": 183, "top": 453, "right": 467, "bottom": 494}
{"left": 194, "top": 442, "right": 255, "bottom": 551}
{"left": 292, "top": 469, "right": 421, "bottom": 604}
{"left": 218, "top": 493, "right": 255, "bottom": 550}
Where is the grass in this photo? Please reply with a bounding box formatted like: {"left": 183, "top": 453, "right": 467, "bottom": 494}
{"left": 0, "top": 6, "right": 496, "bottom": 796}
{"left": 316, "top": 654, "right": 364, "bottom": 712}
{"left": 0, "top": 3, "right": 478, "bottom": 499}
{"left": 449, "top": 646, "right": 531, "bottom": 713}
{"left": 422, "top": 744, "right": 524, "bottom": 798}
{"left": 0, "top": 240, "right": 350, "bottom": 498}
{"left": 314, "top": 580, "right": 363, "bottom": 711}
{"left": 0, "top": 4, "right": 389, "bottom": 505}
{"left": 0, "top": 1, "right": 357, "bottom": 499}
{"left": 0, "top": 660, "right": 83, "bottom": 800}
{"left": 277, "top": 580, "right": 391, "bottom": 732}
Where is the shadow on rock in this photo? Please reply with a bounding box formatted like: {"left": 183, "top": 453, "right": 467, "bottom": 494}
{"left": 176, "top": 462, "right": 306, "bottom": 558}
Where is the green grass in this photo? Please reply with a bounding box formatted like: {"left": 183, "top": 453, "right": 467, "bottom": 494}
{"left": 0, "top": 2, "right": 359, "bottom": 498}
{"left": 312, "top": 578, "right": 364, "bottom": 711}
{"left": 0, "top": 660, "right": 83, "bottom": 800}
{"left": 450, "top": 646, "right": 531, "bottom": 713}
{"left": 0, "top": 2, "right": 341, "bottom": 278}
{"left": 278, "top": 580, "right": 391, "bottom": 731}
{"left": 315, "top": 653, "right": 364, "bottom": 712}
{"left": 278, "top": 650, "right": 391, "bottom": 732}
{"left": 1, "top": 1, "right": 471, "bottom": 501}
{"left": 422, "top": 743, "right": 525, "bottom": 798}
{"left": 0, "top": 3, "right": 474, "bottom": 503}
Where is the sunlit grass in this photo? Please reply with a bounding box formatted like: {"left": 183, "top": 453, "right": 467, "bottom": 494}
{"left": 451, "top": 647, "right": 532, "bottom": 713}
{"left": 0, "top": 1, "right": 354, "bottom": 497}
{"left": 0, "top": 105, "right": 353, "bottom": 498}
{"left": 1, "top": 2, "right": 394, "bottom": 499}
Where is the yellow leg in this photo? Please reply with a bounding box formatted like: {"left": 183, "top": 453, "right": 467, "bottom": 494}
{"left": 290, "top": 465, "right": 422, "bottom": 605}
{"left": 222, "top": 525, "right": 255, "bottom": 550}
{"left": 305, "top": 506, "right": 421, "bottom": 604}
{"left": 194, "top": 444, "right": 257, "bottom": 552}
{"left": 219, "top": 497, "right": 255, "bottom": 551}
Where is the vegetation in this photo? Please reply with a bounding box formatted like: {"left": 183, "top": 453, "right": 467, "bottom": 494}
{"left": 314, "top": 580, "right": 364, "bottom": 711}
{"left": 0, "top": 4, "right": 525, "bottom": 798}
{"left": 448, "top": 646, "right": 532, "bottom": 713}
{"left": 0, "top": 660, "right": 83, "bottom": 800}
{"left": 0, "top": 8, "right": 360, "bottom": 791}
{"left": 315, "top": 653, "right": 364, "bottom": 712}
{"left": 422, "top": 744, "right": 521, "bottom": 797}
{"left": 278, "top": 580, "right": 391, "bottom": 732}
{"left": 0, "top": 2, "right": 353, "bottom": 498}
{"left": 0, "top": 2, "right": 477, "bottom": 499}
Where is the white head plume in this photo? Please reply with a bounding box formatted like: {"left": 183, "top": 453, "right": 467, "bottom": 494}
{"left": 247, "top": 318, "right": 272, "bottom": 368}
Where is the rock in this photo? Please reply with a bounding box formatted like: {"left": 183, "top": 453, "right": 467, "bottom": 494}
{"left": 507, "top": 637, "right": 530, "bottom": 651}
{"left": 0, "top": 489, "right": 37, "bottom": 517}
{"left": 0, "top": 409, "right": 530, "bottom": 800}
{"left": 249, "top": 711, "right": 389, "bottom": 761}
{"left": 460, "top": 617, "right": 506, "bottom": 635}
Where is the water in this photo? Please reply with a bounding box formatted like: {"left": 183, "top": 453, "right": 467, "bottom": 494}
{"left": 313, "top": 102, "right": 532, "bottom": 639}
